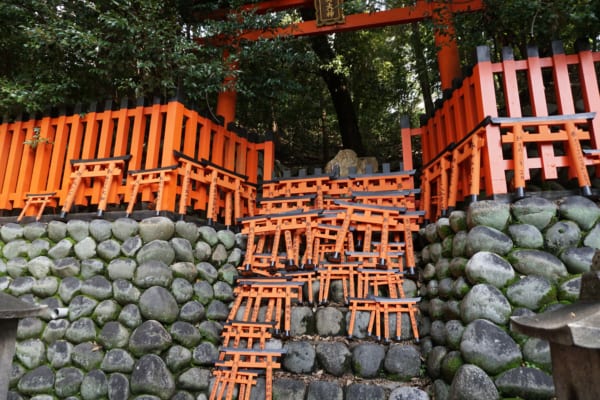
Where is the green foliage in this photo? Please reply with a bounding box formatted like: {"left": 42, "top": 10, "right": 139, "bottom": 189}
{"left": 1, "top": 0, "right": 598, "bottom": 166}
{"left": 455, "top": 0, "right": 600, "bottom": 60}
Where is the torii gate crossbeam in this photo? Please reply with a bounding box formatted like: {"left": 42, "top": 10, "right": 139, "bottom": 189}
{"left": 208, "top": 0, "right": 484, "bottom": 123}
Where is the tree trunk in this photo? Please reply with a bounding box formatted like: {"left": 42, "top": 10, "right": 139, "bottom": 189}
{"left": 301, "top": 8, "right": 366, "bottom": 156}
{"left": 411, "top": 22, "right": 434, "bottom": 116}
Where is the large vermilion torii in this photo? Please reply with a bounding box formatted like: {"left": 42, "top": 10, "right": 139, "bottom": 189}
{"left": 206, "top": 0, "right": 484, "bottom": 124}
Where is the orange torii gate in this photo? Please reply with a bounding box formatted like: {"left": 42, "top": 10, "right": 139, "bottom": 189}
{"left": 198, "top": 0, "right": 484, "bottom": 124}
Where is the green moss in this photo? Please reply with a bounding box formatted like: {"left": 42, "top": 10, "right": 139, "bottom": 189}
{"left": 441, "top": 236, "right": 454, "bottom": 258}
{"left": 440, "top": 351, "right": 463, "bottom": 383}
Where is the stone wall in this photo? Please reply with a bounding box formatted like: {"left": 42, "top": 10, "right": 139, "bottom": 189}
{"left": 2, "top": 217, "right": 246, "bottom": 400}
{"left": 418, "top": 195, "right": 600, "bottom": 400}
{"left": 4, "top": 194, "right": 598, "bottom": 399}
{"left": 1, "top": 216, "right": 428, "bottom": 400}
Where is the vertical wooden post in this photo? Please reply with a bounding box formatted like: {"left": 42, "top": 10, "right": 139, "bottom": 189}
{"left": 526, "top": 45, "right": 557, "bottom": 180}
{"left": 400, "top": 116, "right": 413, "bottom": 170}
{"left": 236, "top": 138, "right": 248, "bottom": 177}
{"left": 472, "top": 46, "right": 507, "bottom": 195}
{"left": 55, "top": 109, "right": 79, "bottom": 203}
{"left": 163, "top": 99, "right": 185, "bottom": 166}
{"left": 224, "top": 134, "right": 236, "bottom": 171}
{"left": 97, "top": 100, "right": 115, "bottom": 158}
{"left": 194, "top": 120, "right": 213, "bottom": 209}
{"left": 551, "top": 41, "right": 591, "bottom": 193}
{"left": 261, "top": 135, "right": 275, "bottom": 182}
{"left": 576, "top": 39, "right": 600, "bottom": 154}
{"left": 198, "top": 121, "right": 212, "bottom": 161}
{"left": 211, "top": 125, "right": 226, "bottom": 166}
{"left": 162, "top": 100, "right": 185, "bottom": 211}
{"left": 551, "top": 41, "right": 576, "bottom": 115}
{"left": 0, "top": 119, "right": 11, "bottom": 203}
{"left": 113, "top": 98, "right": 131, "bottom": 156}
{"left": 246, "top": 140, "right": 259, "bottom": 184}
{"left": 14, "top": 120, "right": 37, "bottom": 207}
{"left": 501, "top": 47, "right": 523, "bottom": 116}
{"left": 0, "top": 119, "right": 25, "bottom": 209}
{"left": 502, "top": 47, "right": 529, "bottom": 194}
{"left": 182, "top": 110, "right": 199, "bottom": 158}
{"left": 80, "top": 102, "right": 100, "bottom": 160}
{"left": 29, "top": 115, "right": 55, "bottom": 193}
{"left": 129, "top": 98, "right": 148, "bottom": 172}
{"left": 145, "top": 97, "right": 165, "bottom": 169}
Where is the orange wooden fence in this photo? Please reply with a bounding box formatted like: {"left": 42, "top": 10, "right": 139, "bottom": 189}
{"left": 0, "top": 98, "right": 274, "bottom": 219}
{"left": 418, "top": 40, "right": 600, "bottom": 220}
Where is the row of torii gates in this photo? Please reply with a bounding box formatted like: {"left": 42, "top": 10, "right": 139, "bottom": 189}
{"left": 1, "top": 2, "right": 599, "bottom": 400}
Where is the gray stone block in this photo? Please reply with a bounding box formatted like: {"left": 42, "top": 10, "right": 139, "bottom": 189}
{"left": 81, "top": 369, "right": 108, "bottom": 400}
{"left": 306, "top": 380, "right": 343, "bottom": 400}
{"left": 17, "top": 366, "right": 54, "bottom": 395}
{"left": 89, "top": 219, "right": 113, "bottom": 242}
{"left": 138, "top": 217, "right": 175, "bottom": 243}
{"left": 283, "top": 341, "right": 315, "bottom": 374}
{"left": 81, "top": 276, "right": 113, "bottom": 300}
{"left": 460, "top": 284, "right": 512, "bottom": 325}
{"left": 460, "top": 319, "right": 522, "bottom": 375}
{"left": 165, "top": 345, "right": 192, "bottom": 372}
{"left": 93, "top": 299, "right": 121, "bottom": 326}
{"left": 101, "top": 348, "right": 135, "bottom": 373}
{"left": 108, "top": 372, "right": 131, "bottom": 400}
{"left": 171, "top": 262, "right": 198, "bottom": 282}
{"left": 134, "top": 260, "right": 173, "bottom": 289}
{"left": 316, "top": 341, "right": 351, "bottom": 376}
{"left": 74, "top": 237, "right": 97, "bottom": 260}
{"left": 171, "top": 277, "right": 194, "bottom": 304}
{"left": 65, "top": 318, "right": 97, "bottom": 343}
{"left": 316, "top": 307, "right": 345, "bottom": 336}
{"left": 113, "top": 279, "right": 141, "bottom": 305}
{"left": 96, "top": 239, "right": 121, "bottom": 261}
{"left": 136, "top": 240, "right": 175, "bottom": 266}
{"left": 71, "top": 342, "right": 104, "bottom": 371}
{"left": 389, "top": 387, "right": 431, "bottom": 400}
{"left": 112, "top": 218, "right": 139, "bottom": 241}
{"left": 66, "top": 220, "right": 90, "bottom": 242}
{"left": 131, "top": 354, "right": 175, "bottom": 399}
{"left": 466, "top": 225, "right": 513, "bottom": 257}
{"left": 352, "top": 342, "right": 385, "bottom": 378}
{"left": 55, "top": 367, "right": 83, "bottom": 397}
{"left": 98, "top": 321, "right": 130, "bottom": 349}
{"left": 494, "top": 366, "right": 554, "bottom": 399}
{"left": 384, "top": 344, "right": 421, "bottom": 381}
{"left": 273, "top": 378, "right": 306, "bottom": 400}
{"left": 449, "top": 364, "right": 499, "bottom": 400}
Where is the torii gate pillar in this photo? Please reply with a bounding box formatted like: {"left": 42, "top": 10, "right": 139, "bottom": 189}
{"left": 433, "top": 2, "right": 462, "bottom": 90}
{"left": 216, "top": 49, "right": 238, "bottom": 125}
{"left": 216, "top": 79, "right": 237, "bottom": 126}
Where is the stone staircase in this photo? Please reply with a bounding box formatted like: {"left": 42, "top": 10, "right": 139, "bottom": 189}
{"left": 210, "top": 166, "right": 427, "bottom": 400}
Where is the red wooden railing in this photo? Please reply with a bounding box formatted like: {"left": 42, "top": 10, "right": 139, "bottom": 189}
{"left": 418, "top": 40, "right": 600, "bottom": 220}
{"left": 0, "top": 98, "right": 274, "bottom": 219}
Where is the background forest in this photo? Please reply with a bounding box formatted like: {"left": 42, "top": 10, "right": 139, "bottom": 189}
{"left": 1, "top": 0, "right": 599, "bottom": 169}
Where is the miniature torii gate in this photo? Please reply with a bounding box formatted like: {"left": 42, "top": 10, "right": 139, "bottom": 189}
{"left": 204, "top": 0, "right": 484, "bottom": 124}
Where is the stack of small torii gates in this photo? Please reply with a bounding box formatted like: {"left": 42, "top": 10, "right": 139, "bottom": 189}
{"left": 210, "top": 164, "right": 423, "bottom": 400}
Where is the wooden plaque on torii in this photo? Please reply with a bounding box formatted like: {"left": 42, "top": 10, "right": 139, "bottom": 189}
{"left": 315, "top": 0, "right": 345, "bottom": 26}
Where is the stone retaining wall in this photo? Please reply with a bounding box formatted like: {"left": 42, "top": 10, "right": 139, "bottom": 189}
{"left": 418, "top": 195, "right": 600, "bottom": 400}
{"left": 1, "top": 217, "right": 427, "bottom": 400}
{"left": 4, "top": 194, "right": 598, "bottom": 399}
